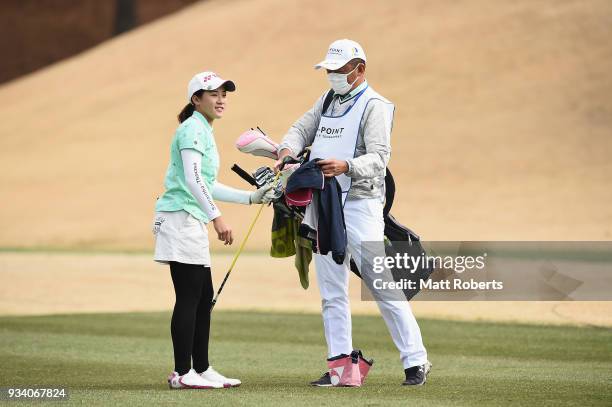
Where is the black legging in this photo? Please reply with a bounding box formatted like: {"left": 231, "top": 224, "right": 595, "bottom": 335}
{"left": 169, "top": 261, "right": 214, "bottom": 375}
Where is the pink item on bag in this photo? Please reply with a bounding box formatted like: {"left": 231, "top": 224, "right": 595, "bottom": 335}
{"left": 285, "top": 188, "right": 313, "bottom": 207}
{"left": 235, "top": 129, "right": 279, "bottom": 159}
{"left": 327, "top": 353, "right": 361, "bottom": 387}
{"left": 326, "top": 350, "right": 374, "bottom": 387}
{"left": 354, "top": 350, "right": 374, "bottom": 385}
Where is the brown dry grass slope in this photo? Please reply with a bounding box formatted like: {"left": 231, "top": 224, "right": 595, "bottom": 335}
{"left": 0, "top": 0, "right": 611, "bottom": 251}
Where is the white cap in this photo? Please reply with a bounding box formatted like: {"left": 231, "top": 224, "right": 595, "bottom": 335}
{"left": 314, "top": 39, "right": 367, "bottom": 70}
{"left": 187, "top": 71, "right": 236, "bottom": 102}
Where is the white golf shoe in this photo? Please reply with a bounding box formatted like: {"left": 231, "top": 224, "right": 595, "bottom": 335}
{"left": 200, "top": 366, "right": 242, "bottom": 388}
{"left": 167, "top": 369, "right": 225, "bottom": 389}
{"left": 167, "top": 371, "right": 185, "bottom": 389}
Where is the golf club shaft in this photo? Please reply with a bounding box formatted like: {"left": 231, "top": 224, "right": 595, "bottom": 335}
{"left": 210, "top": 171, "right": 281, "bottom": 313}
{"left": 210, "top": 203, "right": 264, "bottom": 312}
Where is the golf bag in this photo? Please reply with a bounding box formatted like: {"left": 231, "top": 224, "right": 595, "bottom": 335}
{"left": 232, "top": 113, "right": 433, "bottom": 300}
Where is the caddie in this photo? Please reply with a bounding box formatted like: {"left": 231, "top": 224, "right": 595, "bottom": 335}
{"left": 275, "top": 39, "right": 431, "bottom": 386}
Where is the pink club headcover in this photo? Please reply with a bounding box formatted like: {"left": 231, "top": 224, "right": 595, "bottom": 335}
{"left": 235, "top": 129, "right": 279, "bottom": 159}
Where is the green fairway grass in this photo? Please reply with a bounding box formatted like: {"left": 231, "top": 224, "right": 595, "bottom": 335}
{"left": 0, "top": 311, "right": 610, "bottom": 406}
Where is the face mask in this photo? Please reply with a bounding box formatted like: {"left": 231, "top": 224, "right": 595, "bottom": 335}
{"left": 327, "top": 64, "right": 361, "bottom": 95}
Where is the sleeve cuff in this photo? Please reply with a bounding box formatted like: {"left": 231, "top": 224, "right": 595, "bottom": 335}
{"left": 212, "top": 182, "right": 251, "bottom": 205}
{"left": 345, "top": 159, "right": 354, "bottom": 176}
{"left": 177, "top": 132, "right": 207, "bottom": 155}
{"left": 278, "top": 143, "right": 296, "bottom": 157}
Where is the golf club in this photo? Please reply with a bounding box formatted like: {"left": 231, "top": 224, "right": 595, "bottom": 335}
{"left": 210, "top": 168, "right": 284, "bottom": 313}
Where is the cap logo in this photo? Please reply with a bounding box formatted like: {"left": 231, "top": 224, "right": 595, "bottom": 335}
{"left": 201, "top": 73, "right": 218, "bottom": 83}
{"left": 328, "top": 47, "right": 344, "bottom": 56}
{"left": 352, "top": 47, "right": 359, "bottom": 56}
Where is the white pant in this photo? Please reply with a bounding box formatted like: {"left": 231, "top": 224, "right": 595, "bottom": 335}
{"left": 314, "top": 198, "right": 428, "bottom": 369}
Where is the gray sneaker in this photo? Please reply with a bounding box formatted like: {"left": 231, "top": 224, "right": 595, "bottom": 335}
{"left": 402, "top": 361, "right": 432, "bottom": 386}
{"left": 310, "top": 371, "right": 333, "bottom": 387}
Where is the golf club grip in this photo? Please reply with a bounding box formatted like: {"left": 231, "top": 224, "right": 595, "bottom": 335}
{"left": 231, "top": 164, "right": 257, "bottom": 186}
{"left": 210, "top": 274, "right": 229, "bottom": 313}
{"left": 214, "top": 272, "right": 231, "bottom": 300}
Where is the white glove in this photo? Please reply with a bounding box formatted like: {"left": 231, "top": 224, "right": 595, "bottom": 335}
{"left": 250, "top": 184, "right": 276, "bottom": 204}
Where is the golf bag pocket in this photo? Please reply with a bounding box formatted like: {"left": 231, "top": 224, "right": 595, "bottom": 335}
{"left": 327, "top": 353, "right": 361, "bottom": 387}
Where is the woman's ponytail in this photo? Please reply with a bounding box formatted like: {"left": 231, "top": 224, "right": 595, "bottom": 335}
{"left": 178, "top": 90, "right": 204, "bottom": 123}
{"left": 177, "top": 103, "right": 194, "bottom": 123}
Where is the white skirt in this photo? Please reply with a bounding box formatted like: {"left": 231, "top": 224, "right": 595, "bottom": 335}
{"left": 152, "top": 210, "right": 211, "bottom": 266}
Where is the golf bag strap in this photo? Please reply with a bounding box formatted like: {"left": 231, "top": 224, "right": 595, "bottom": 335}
{"left": 383, "top": 167, "right": 395, "bottom": 216}
{"left": 322, "top": 89, "right": 335, "bottom": 115}
{"left": 349, "top": 258, "right": 361, "bottom": 279}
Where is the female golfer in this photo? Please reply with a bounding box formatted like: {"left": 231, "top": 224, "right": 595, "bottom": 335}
{"left": 153, "top": 71, "right": 274, "bottom": 389}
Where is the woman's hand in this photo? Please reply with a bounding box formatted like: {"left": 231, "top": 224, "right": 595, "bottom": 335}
{"left": 212, "top": 216, "right": 233, "bottom": 245}
{"left": 250, "top": 184, "right": 276, "bottom": 204}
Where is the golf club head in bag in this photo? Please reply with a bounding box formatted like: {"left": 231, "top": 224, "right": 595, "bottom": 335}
{"left": 253, "top": 166, "right": 284, "bottom": 202}
{"left": 236, "top": 128, "right": 279, "bottom": 159}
